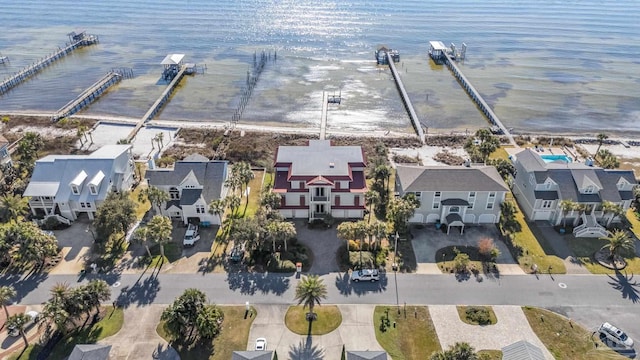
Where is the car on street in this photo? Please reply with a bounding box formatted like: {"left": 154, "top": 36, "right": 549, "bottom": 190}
{"left": 8, "top": 310, "right": 39, "bottom": 337}
{"left": 598, "top": 322, "right": 634, "bottom": 348}
{"left": 229, "top": 244, "right": 244, "bottom": 263}
{"left": 350, "top": 268, "right": 380, "bottom": 282}
{"left": 255, "top": 337, "right": 267, "bottom": 351}
{"left": 183, "top": 224, "right": 200, "bottom": 247}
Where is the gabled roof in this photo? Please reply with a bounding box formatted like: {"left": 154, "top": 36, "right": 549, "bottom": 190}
{"left": 501, "top": 340, "right": 544, "bottom": 360}
{"left": 146, "top": 160, "right": 228, "bottom": 203}
{"left": 275, "top": 140, "right": 365, "bottom": 177}
{"left": 231, "top": 351, "right": 273, "bottom": 360}
{"left": 306, "top": 175, "right": 334, "bottom": 186}
{"left": 346, "top": 351, "right": 388, "bottom": 360}
{"left": 180, "top": 188, "right": 203, "bottom": 206}
{"left": 23, "top": 145, "right": 132, "bottom": 201}
{"left": 68, "top": 344, "right": 112, "bottom": 360}
{"left": 161, "top": 53, "right": 185, "bottom": 65}
{"left": 395, "top": 165, "right": 508, "bottom": 192}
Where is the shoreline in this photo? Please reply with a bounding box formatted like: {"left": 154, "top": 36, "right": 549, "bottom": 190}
{"left": 2, "top": 110, "right": 640, "bottom": 144}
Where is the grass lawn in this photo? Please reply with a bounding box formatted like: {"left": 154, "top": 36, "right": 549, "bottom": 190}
{"left": 374, "top": 306, "right": 440, "bottom": 360}
{"left": 129, "top": 184, "right": 151, "bottom": 221}
{"left": 456, "top": 306, "right": 497, "bottom": 325}
{"left": 10, "top": 306, "right": 124, "bottom": 360}
{"left": 285, "top": 306, "right": 341, "bottom": 335}
{"left": 489, "top": 147, "right": 510, "bottom": 160}
{"left": 240, "top": 169, "right": 266, "bottom": 218}
{"left": 139, "top": 242, "right": 183, "bottom": 268}
{"left": 157, "top": 306, "right": 256, "bottom": 360}
{"left": 565, "top": 235, "right": 640, "bottom": 274}
{"left": 478, "top": 350, "right": 502, "bottom": 360}
{"left": 523, "top": 307, "right": 626, "bottom": 360}
{"left": 626, "top": 209, "right": 640, "bottom": 239}
{"left": 505, "top": 199, "right": 566, "bottom": 274}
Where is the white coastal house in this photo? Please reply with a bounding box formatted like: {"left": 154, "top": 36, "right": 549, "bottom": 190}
{"left": 394, "top": 165, "right": 509, "bottom": 234}
{"left": 145, "top": 154, "right": 229, "bottom": 225}
{"left": 272, "top": 140, "right": 367, "bottom": 220}
{"left": 23, "top": 145, "right": 135, "bottom": 221}
{"left": 511, "top": 148, "right": 637, "bottom": 237}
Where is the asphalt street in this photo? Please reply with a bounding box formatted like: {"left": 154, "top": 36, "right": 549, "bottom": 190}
{"left": 2, "top": 271, "right": 639, "bottom": 344}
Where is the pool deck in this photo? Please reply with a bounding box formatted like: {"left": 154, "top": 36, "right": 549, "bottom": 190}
{"left": 506, "top": 146, "right": 582, "bottom": 163}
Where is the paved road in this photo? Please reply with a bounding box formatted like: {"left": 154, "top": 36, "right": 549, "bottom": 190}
{"left": 2, "top": 271, "right": 639, "bottom": 344}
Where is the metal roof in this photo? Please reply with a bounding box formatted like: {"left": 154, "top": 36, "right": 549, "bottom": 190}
{"left": 275, "top": 140, "right": 365, "bottom": 177}
{"left": 161, "top": 54, "right": 185, "bottom": 65}
{"left": 396, "top": 165, "right": 509, "bottom": 192}
{"left": 68, "top": 344, "right": 111, "bottom": 360}
{"left": 231, "top": 351, "right": 273, "bottom": 360}
{"left": 346, "top": 351, "right": 388, "bottom": 360}
{"left": 501, "top": 340, "right": 545, "bottom": 360}
{"left": 429, "top": 41, "right": 447, "bottom": 50}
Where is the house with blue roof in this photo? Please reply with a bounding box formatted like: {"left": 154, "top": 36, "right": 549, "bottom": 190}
{"left": 23, "top": 145, "right": 135, "bottom": 221}
{"left": 145, "top": 154, "right": 229, "bottom": 226}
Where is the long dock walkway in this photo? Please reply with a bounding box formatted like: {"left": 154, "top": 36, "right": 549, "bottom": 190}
{"left": 126, "top": 67, "right": 186, "bottom": 141}
{"left": 320, "top": 91, "right": 328, "bottom": 139}
{"left": 386, "top": 53, "right": 425, "bottom": 144}
{"left": 442, "top": 52, "right": 516, "bottom": 147}
{"left": 52, "top": 71, "right": 123, "bottom": 122}
{"left": 0, "top": 35, "right": 98, "bottom": 96}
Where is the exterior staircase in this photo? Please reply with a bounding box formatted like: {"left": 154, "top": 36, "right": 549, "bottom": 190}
{"left": 573, "top": 213, "right": 608, "bottom": 238}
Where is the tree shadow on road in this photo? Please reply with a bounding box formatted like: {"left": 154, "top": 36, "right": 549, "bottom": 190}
{"left": 288, "top": 335, "right": 324, "bottom": 360}
{"left": 226, "top": 271, "right": 290, "bottom": 295}
{"left": 0, "top": 272, "right": 48, "bottom": 302}
{"left": 115, "top": 265, "right": 161, "bottom": 308}
{"left": 607, "top": 270, "right": 640, "bottom": 303}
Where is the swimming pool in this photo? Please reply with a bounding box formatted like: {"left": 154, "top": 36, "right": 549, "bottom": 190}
{"left": 541, "top": 154, "right": 572, "bottom": 163}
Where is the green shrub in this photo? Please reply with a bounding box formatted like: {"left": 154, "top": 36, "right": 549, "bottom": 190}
{"left": 375, "top": 247, "right": 389, "bottom": 267}
{"left": 465, "top": 307, "right": 491, "bottom": 325}
{"left": 349, "top": 251, "right": 374, "bottom": 268}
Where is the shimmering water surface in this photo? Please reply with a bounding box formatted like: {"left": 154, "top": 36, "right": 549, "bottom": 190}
{"left": 0, "top": 0, "right": 639, "bottom": 135}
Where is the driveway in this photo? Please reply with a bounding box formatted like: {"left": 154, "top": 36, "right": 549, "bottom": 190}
{"left": 411, "top": 225, "right": 524, "bottom": 274}
{"left": 294, "top": 221, "right": 342, "bottom": 274}
{"left": 100, "top": 305, "right": 179, "bottom": 360}
{"left": 49, "top": 217, "right": 95, "bottom": 275}
{"left": 429, "top": 305, "right": 554, "bottom": 359}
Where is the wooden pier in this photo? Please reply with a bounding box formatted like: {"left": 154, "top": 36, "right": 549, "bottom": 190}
{"left": 0, "top": 31, "right": 98, "bottom": 96}
{"left": 441, "top": 52, "right": 516, "bottom": 147}
{"left": 126, "top": 67, "right": 187, "bottom": 142}
{"left": 51, "top": 70, "right": 131, "bottom": 122}
{"left": 320, "top": 92, "right": 329, "bottom": 140}
{"left": 386, "top": 52, "right": 425, "bottom": 144}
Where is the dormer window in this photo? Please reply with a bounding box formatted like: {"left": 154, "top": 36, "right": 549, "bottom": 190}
{"left": 583, "top": 185, "right": 596, "bottom": 194}
{"left": 88, "top": 171, "right": 105, "bottom": 196}
{"left": 169, "top": 187, "right": 180, "bottom": 200}
{"left": 70, "top": 170, "right": 87, "bottom": 195}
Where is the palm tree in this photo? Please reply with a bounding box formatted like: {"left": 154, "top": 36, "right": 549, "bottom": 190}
{"left": 138, "top": 186, "right": 170, "bottom": 214}
{"left": 84, "top": 279, "right": 111, "bottom": 315}
{"left": 353, "top": 221, "right": 368, "bottom": 266}
{"left": 0, "top": 194, "right": 29, "bottom": 223}
{"left": 559, "top": 199, "right": 577, "bottom": 228}
{"left": 6, "top": 313, "right": 32, "bottom": 347}
{"left": 208, "top": 199, "right": 226, "bottom": 226}
{"left": 600, "top": 229, "right": 635, "bottom": 267}
{"left": 227, "top": 195, "right": 241, "bottom": 217}
{"left": 294, "top": 275, "right": 327, "bottom": 321}
{"left": 595, "top": 133, "right": 609, "bottom": 159}
{"left": 430, "top": 342, "right": 479, "bottom": 360}
{"left": 42, "top": 300, "right": 71, "bottom": 335}
{"left": 0, "top": 285, "right": 17, "bottom": 319}
{"left": 370, "top": 221, "right": 388, "bottom": 251}
{"left": 276, "top": 221, "right": 296, "bottom": 252}
{"left": 132, "top": 226, "right": 153, "bottom": 257}
{"left": 601, "top": 201, "right": 624, "bottom": 227}
{"left": 364, "top": 190, "right": 380, "bottom": 222}
{"left": 147, "top": 215, "right": 173, "bottom": 258}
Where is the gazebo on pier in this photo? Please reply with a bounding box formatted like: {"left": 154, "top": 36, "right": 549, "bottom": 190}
{"left": 161, "top": 53, "right": 185, "bottom": 80}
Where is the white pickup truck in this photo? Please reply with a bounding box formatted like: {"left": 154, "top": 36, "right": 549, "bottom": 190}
{"left": 183, "top": 224, "right": 200, "bottom": 247}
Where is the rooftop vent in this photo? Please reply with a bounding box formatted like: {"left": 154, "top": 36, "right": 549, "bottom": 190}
{"left": 329, "top": 162, "right": 335, "bottom": 168}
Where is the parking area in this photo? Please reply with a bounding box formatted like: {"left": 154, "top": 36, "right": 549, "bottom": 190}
{"left": 293, "top": 220, "right": 343, "bottom": 274}
{"left": 410, "top": 224, "right": 524, "bottom": 274}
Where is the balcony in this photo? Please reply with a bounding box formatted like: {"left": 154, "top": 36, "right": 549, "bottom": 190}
{"left": 311, "top": 196, "right": 329, "bottom": 202}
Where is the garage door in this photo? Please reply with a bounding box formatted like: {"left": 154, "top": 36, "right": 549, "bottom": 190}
{"left": 346, "top": 210, "right": 362, "bottom": 218}
{"left": 533, "top": 211, "right": 552, "bottom": 221}
{"left": 409, "top": 214, "right": 424, "bottom": 223}
{"left": 293, "top": 209, "right": 308, "bottom": 218}
{"left": 426, "top": 214, "right": 440, "bottom": 223}
{"left": 464, "top": 214, "right": 476, "bottom": 224}
{"left": 280, "top": 210, "right": 293, "bottom": 218}
{"left": 478, "top": 214, "right": 496, "bottom": 223}
{"left": 332, "top": 210, "right": 345, "bottom": 218}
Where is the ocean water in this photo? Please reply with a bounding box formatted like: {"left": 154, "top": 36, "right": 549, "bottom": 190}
{"left": 0, "top": 0, "right": 639, "bottom": 135}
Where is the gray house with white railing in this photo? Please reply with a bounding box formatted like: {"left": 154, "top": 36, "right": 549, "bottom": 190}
{"left": 395, "top": 165, "right": 509, "bottom": 234}
{"left": 511, "top": 149, "right": 636, "bottom": 237}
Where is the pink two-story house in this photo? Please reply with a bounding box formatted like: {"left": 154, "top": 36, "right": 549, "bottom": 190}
{"left": 272, "top": 140, "right": 367, "bottom": 220}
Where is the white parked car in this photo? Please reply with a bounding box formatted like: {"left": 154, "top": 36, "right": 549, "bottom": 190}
{"left": 8, "top": 310, "right": 39, "bottom": 337}
{"left": 183, "top": 224, "right": 200, "bottom": 247}
{"left": 598, "top": 322, "right": 634, "bottom": 348}
{"left": 350, "top": 269, "right": 380, "bottom": 282}
{"left": 255, "top": 337, "right": 267, "bottom": 351}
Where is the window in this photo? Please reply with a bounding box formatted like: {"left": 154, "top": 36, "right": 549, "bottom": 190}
{"left": 433, "top": 202, "right": 440, "bottom": 209}
{"left": 469, "top": 192, "right": 475, "bottom": 198}
{"left": 169, "top": 187, "right": 180, "bottom": 200}
{"left": 80, "top": 202, "right": 86, "bottom": 208}
{"left": 450, "top": 206, "right": 460, "bottom": 213}
{"left": 71, "top": 185, "right": 79, "bottom": 195}
{"left": 434, "top": 192, "right": 441, "bottom": 197}
{"left": 299, "top": 181, "right": 305, "bottom": 189}
{"left": 90, "top": 185, "right": 97, "bottom": 195}
{"left": 487, "top": 203, "right": 494, "bottom": 209}
{"left": 583, "top": 186, "right": 595, "bottom": 194}
{"left": 468, "top": 192, "right": 475, "bottom": 209}
{"left": 86, "top": 203, "right": 91, "bottom": 208}
{"left": 196, "top": 205, "right": 205, "bottom": 214}
{"left": 529, "top": 174, "right": 535, "bottom": 185}
{"left": 489, "top": 192, "right": 496, "bottom": 198}
{"left": 414, "top": 192, "right": 422, "bottom": 198}
{"left": 542, "top": 200, "right": 552, "bottom": 209}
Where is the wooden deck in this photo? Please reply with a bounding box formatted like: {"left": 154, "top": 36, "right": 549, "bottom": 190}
{"left": 387, "top": 52, "right": 425, "bottom": 144}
